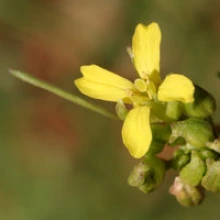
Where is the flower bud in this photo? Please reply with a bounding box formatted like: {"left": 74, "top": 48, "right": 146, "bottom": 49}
{"left": 170, "top": 118, "right": 214, "bottom": 148}
{"left": 128, "top": 162, "right": 150, "bottom": 187}
{"left": 201, "top": 159, "right": 220, "bottom": 193}
{"left": 180, "top": 151, "right": 206, "bottom": 186}
{"left": 147, "top": 123, "right": 171, "bottom": 154}
{"left": 184, "top": 85, "right": 216, "bottom": 118}
{"left": 170, "top": 177, "right": 204, "bottom": 207}
{"left": 165, "top": 101, "right": 183, "bottom": 121}
{"left": 128, "top": 156, "right": 166, "bottom": 193}
{"left": 115, "top": 100, "right": 128, "bottom": 120}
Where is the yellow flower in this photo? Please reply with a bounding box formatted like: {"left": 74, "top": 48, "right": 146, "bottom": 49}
{"left": 74, "top": 22, "right": 195, "bottom": 159}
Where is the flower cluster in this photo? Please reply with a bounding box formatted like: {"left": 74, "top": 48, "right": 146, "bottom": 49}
{"left": 75, "top": 22, "right": 218, "bottom": 207}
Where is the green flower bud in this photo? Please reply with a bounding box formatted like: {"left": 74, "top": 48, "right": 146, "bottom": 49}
{"left": 165, "top": 101, "right": 183, "bottom": 121}
{"left": 184, "top": 85, "right": 216, "bottom": 118}
{"left": 128, "top": 162, "right": 150, "bottom": 187}
{"left": 180, "top": 151, "right": 206, "bottom": 186}
{"left": 170, "top": 118, "right": 214, "bottom": 148}
{"left": 201, "top": 159, "right": 220, "bottom": 192}
{"left": 147, "top": 123, "right": 171, "bottom": 154}
{"left": 206, "top": 139, "right": 220, "bottom": 154}
{"left": 170, "top": 177, "right": 204, "bottom": 207}
{"left": 115, "top": 100, "right": 128, "bottom": 120}
{"left": 128, "top": 156, "right": 166, "bottom": 194}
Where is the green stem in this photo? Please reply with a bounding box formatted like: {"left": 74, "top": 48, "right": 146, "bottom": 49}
{"left": 9, "top": 69, "right": 118, "bottom": 120}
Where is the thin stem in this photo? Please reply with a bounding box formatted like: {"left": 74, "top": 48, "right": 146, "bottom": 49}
{"left": 9, "top": 69, "right": 118, "bottom": 120}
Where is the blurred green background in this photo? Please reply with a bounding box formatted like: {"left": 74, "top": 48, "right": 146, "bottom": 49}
{"left": 0, "top": 0, "right": 220, "bottom": 219}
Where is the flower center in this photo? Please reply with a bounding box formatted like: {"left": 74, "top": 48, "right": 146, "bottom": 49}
{"left": 134, "top": 77, "right": 157, "bottom": 100}
{"left": 125, "top": 86, "right": 152, "bottom": 107}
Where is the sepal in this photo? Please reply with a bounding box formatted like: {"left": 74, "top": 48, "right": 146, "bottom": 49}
{"left": 115, "top": 100, "right": 128, "bottom": 121}
{"left": 201, "top": 159, "right": 220, "bottom": 193}
{"left": 180, "top": 151, "right": 206, "bottom": 187}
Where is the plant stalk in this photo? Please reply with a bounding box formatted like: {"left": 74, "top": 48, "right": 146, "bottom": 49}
{"left": 9, "top": 70, "right": 118, "bottom": 120}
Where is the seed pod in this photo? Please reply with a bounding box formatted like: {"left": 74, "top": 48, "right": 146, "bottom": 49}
{"left": 115, "top": 100, "right": 128, "bottom": 121}
{"left": 206, "top": 139, "right": 220, "bottom": 154}
{"left": 128, "top": 162, "right": 150, "bottom": 187}
{"left": 172, "top": 154, "right": 190, "bottom": 171}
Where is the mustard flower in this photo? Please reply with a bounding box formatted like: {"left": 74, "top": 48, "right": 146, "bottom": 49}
{"left": 75, "top": 22, "right": 195, "bottom": 159}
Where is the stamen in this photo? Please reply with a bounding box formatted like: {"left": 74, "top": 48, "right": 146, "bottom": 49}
{"left": 146, "top": 80, "right": 157, "bottom": 100}
{"left": 134, "top": 78, "right": 147, "bottom": 92}
{"left": 141, "top": 71, "right": 149, "bottom": 79}
{"left": 125, "top": 88, "right": 134, "bottom": 98}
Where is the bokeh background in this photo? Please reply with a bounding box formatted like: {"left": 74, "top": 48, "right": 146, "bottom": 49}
{"left": 1, "top": 0, "right": 220, "bottom": 219}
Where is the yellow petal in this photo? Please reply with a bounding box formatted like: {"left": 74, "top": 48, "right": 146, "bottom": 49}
{"left": 157, "top": 74, "right": 195, "bottom": 103}
{"left": 74, "top": 65, "right": 134, "bottom": 102}
{"left": 132, "top": 22, "right": 161, "bottom": 84}
{"left": 122, "top": 106, "right": 152, "bottom": 158}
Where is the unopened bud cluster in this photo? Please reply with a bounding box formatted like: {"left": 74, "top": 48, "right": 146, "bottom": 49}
{"left": 126, "top": 85, "right": 219, "bottom": 207}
